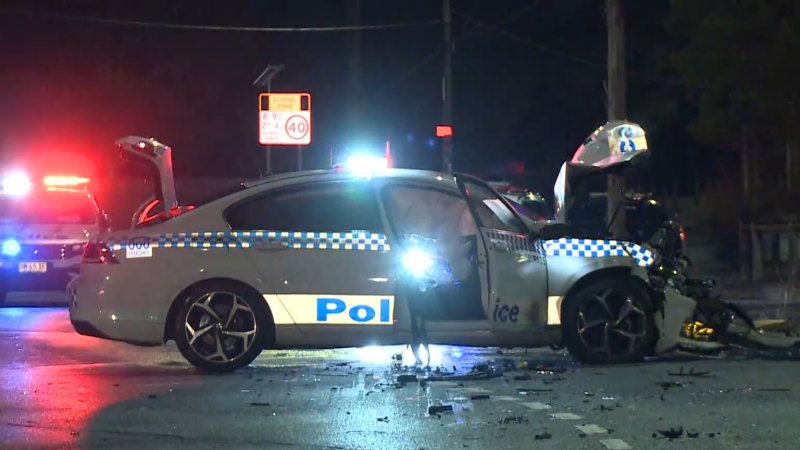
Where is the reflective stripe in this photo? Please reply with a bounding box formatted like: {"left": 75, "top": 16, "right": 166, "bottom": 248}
{"left": 108, "top": 230, "right": 391, "bottom": 252}
{"left": 542, "top": 238, "right": 655, "bottom": 268}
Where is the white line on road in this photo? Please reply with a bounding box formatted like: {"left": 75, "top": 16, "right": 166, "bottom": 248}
{"left": 551, "top": 412, "right": 582, "bottom": 420}
{"left": 521, "top": 401, "right": 551, "bottom": 410}
{"left": 575, "top": 424, "right": 607, "bottom": 434}
{"left": 600, "top": 438, "right": 632, "bottom": 449}
{"left": 458, "top": 387, "right": 491, "bottom": 393}
{"left": 491, "top": 395, "right": 522, "bottom": 402}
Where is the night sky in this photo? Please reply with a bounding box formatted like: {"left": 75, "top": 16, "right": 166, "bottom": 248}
{"left": 0, "top": 0, "right": 683, "bottom": 193}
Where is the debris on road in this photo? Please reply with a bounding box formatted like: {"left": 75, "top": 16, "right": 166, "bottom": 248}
{"left": 657, "top": 427, "right": 684, "bottom": 439}
{"left": 470, "top": 394, "right": 490, "bottom": 400}
{"left": 249, "top": 402, "right": 272, "bottom": 407}
{"left": 528, "top": 363, "right": 568, "bottom": 374}
{"left": 534, "top": 431, "right": 552, "bottom": 440}
{"left": 517, "top": 388, "right": 554, "bottom": 395}
{"left": 687, "top": 429, "right": 700, "bottom": 438}
{"left": 498, "top": 416, "right": 529, "bottom": 424}
{"left": 656, "top": 381, "right": 684, "bottom": 390}
{"left": 428, "top": 404, "right": 454, "bottom": 415}
{"left": 377, "top": 416, "right": 389, "bottom": 423}
{"left": 668, "top": 367, "right": 712, "bottom": 377}
{"left": 396, "top": 374, "right": 418, "bottom": 384}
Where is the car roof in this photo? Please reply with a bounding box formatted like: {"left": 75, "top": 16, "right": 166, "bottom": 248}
{"left": 242, "top": 168, "right": 460, "bottom": 189}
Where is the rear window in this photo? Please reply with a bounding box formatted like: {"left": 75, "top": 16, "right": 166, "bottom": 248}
{"left": 0, "top": 190, "right": 96, "bottom": 224}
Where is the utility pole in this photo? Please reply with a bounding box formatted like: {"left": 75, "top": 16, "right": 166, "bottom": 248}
{"left": 441, "top": 0, "right": 454, "bottom": 173}
{"left": 606, "top": 0, "right": 626, "bottom": 238}
{"left": 347, "top": 0, "right": 362, "bottom": 140}
{"left": 253, "top": 63, "right": 285, "bottom": 175}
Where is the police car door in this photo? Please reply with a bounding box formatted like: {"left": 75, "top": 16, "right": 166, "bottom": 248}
{"left": 458, "top": 177, "right": 548, "bottom": 330}
{"left": 225, "top": 180, "right": 395, "bottom": 341}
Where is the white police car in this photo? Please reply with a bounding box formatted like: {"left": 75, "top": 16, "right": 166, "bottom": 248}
{"left": 69, "top": 135, "right": 701, "bottom": 372}
{"left": 0, "top": 173, "right": 109, "bottom": 305}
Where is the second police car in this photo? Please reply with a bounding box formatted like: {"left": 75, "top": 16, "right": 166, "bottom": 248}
{"left": 69, "top": 133, "right": 703, "bottom": 372}
{"left": 0, "top": 173, "right": 109, "bottom": 304}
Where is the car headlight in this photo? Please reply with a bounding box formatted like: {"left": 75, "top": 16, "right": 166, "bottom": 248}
{"left": 1, "top": 239, "right": 21, "bottom": 257}
{"left": 402, "top": 248, "right": 434, "bottom": 277}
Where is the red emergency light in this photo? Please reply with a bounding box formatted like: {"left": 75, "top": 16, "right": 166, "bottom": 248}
{"left": 436, "top": 125, "right": 453, "bottom": 138}
{"left": 43, "top": 176, "right": 91, "bottom": 187}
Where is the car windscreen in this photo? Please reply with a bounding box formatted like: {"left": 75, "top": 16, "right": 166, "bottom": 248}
{"left": 0, "top": 190, "right": 95, "bottom": 224}
{"left": 507, "top": 199, "right": 547, "bottom": 222}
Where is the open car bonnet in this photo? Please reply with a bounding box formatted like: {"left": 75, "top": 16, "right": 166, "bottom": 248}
{"left": 554, "top": 121, "right": 649, "bottom": 221}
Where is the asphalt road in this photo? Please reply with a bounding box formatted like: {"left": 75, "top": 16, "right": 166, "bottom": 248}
{"left": 2, "top": 307, "right": 800, "bottom": 450}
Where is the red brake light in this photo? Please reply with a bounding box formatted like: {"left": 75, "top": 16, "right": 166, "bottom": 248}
{"left": 82, "top": 242, "right": 119, "bottom": 264}
{"left": 679, "top": 226, "right": 686, "bottom": 242}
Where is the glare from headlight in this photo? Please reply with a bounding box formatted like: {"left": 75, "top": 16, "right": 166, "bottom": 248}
{"left": 402, "top": 248, "right": 434, "bottom": 277}
{"left": 1, "top": 239, "right": 21, "bottom": 257}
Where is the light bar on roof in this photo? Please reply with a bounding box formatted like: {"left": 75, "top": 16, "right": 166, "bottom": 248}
{"left": 43, "top": 176, "right": 90, "bottom": 187}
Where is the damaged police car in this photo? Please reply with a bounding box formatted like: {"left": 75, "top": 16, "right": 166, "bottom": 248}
{"left": 69, "top": 126, "right": 767, "bottom": 373}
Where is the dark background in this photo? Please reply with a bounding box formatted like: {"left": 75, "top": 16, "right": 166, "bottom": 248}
{"left": 0, "top": 0, "right": 791, "bottom": 212}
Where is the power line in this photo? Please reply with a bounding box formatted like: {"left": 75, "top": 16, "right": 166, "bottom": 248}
{"left": 454, "top": 10, "right": 603, "bottom": 69}
{"left": 0, "top": 8, "right": 440, "bottom": 32}
{"left": 371, "top": 1, "right": 544, "bottom": 99}
{"left": 455, "top": 11, "right": 696, "bottom": 88}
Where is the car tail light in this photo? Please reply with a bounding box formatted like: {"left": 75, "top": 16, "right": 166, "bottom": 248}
{"left": 82, "top": 242, "right": 119, "bottom": 264}
{"left": 679, "top": 226, "right": 687, "bottom": 242}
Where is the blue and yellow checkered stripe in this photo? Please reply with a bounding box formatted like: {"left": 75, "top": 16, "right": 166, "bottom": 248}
{"left": 542, "top": 238, "right": 655, "bottom": 268}
{"left": 108, "top": 230, "right": 390, "bottom": 252}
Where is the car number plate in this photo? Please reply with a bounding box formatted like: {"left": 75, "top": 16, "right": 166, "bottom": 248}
{"left": 19, "top": 262, "right": 47, "bottom": 273}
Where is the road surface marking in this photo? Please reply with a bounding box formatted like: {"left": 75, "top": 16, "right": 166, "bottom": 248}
{"left": 576, "top": 424, "right": 607, "bottom": 434}
{"left": 521, "top": 402, "right": 551, "bottom": 410}
{"left": 491, "top": 395, "right": 522, "bottom": 402}
{"left": 551, "top": 412, "right": 582, "bottom": 420}
{"left": 600, "top": 438, "right": 632, "bottom": 449}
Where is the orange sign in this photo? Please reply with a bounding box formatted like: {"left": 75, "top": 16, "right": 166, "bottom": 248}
{"left": 258, "top": 93, "right": 312, "bottom": 146}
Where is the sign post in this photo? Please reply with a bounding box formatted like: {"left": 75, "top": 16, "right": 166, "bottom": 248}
{"left": 259, "top": 93, "right": 311, "bottom": 172}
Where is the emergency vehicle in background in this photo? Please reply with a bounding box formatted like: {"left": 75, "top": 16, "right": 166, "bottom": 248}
{"left": 0, "top": 173, "right": 110, "bottom": 304}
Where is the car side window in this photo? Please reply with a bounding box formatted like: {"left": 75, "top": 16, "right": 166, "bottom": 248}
{"left": 382, "top": 185, "right": 478, "bottom": 240}
{"left": 462, "top": 180, "right": 527, "bottom": 233}
{"left": 225, "top": 181, "right": 384, "bottom": 232}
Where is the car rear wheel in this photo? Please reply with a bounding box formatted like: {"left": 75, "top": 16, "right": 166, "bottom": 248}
{"left": 174, "top": 282, "right": 268, "bottom": 373}
{"left": 562, "top": 277, "right": 656, "bottom": 364}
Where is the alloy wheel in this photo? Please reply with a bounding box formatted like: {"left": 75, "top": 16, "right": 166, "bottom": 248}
{"left": 184, "top": 291, "right": 257, "bottom": 363}
{"left": 576, "top": 288, "right": 648, "bottom": 357}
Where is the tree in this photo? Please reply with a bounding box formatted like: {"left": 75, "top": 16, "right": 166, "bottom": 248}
{"left": 666, "top": 0, "right": 800, "bottom": 217}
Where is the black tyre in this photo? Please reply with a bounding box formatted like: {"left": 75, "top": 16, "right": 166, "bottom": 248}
{"left": 562, "top": 276, "right": 656, "bottom": 364}
{"left": 174, "top": 282, "right": 269, "bottom": 373}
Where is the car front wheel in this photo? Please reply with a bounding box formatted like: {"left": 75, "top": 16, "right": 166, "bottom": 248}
{"left": 174, "top": 282, "right": 268, "bottom": 373}
{"left": 562, "top": 277, "right": 656, "bottom": 364}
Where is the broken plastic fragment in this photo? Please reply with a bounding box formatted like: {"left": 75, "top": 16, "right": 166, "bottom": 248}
{"left": 657, "top": 427, "right": 684, "bottom": 439}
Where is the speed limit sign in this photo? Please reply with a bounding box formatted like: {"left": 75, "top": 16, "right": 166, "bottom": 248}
{"left": 285, "top": 115, "right": 310, "bottom": 140}
{"left": 258, "top": 93, "right": 311, "bottom": 146}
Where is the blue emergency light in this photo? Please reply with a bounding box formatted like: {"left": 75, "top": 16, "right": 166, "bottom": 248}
{"left": 2, "top": 239, "right": 21, "bottom": 257}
